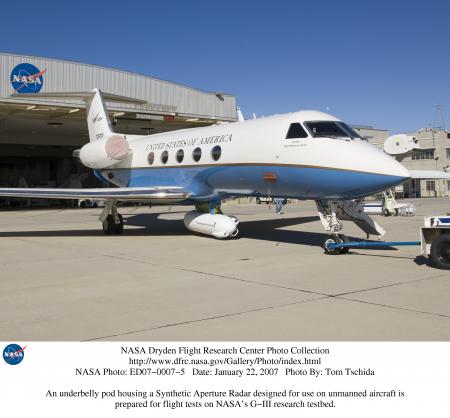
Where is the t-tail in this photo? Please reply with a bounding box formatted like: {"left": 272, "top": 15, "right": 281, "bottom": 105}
{"left": 85, "top": 89, "right": 115, "bottom": 142}
{"left": 12, "top": 89, "right": 147, "bottom": 169}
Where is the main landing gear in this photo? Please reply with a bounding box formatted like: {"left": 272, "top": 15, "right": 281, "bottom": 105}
{"left": 100, "top": 200, "right": 124, "bottom": 234}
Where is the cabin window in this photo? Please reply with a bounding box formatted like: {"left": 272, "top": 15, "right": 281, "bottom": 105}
{"left": 286, "top": 123, "right": 308, "bottom": 139}
{"left": 211, "top": 145, "right": 222, "bottom": 161}
{"left": 147, "top": 151, "right": 155, "bottom": 165}
{"left": 176, "top": 149, "right": 184, "bottom": 163}
{"left": 161, "top": 150, "right": 169, "bottom": 164}
{"left": 192, "top": 147, "right": 202, "bottom": 162}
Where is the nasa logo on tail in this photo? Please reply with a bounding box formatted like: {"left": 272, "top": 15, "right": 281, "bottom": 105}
{"left": 92, "top": 112, "right": 103, "bottom": 123}
{"left": 10, "top": 63, "right": 47, "bottom": 93}
{"left": 3, "top": 343, "right": 26, "bottom": 365}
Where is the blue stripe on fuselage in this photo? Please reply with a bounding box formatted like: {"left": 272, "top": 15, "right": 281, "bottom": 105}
{"left": 100, "top": 165, "right": 407, "bottom": 201}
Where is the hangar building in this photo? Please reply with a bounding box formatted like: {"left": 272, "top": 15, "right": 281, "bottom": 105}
{"left": 399, "top": 128, "right": 450, "bottom": 198}
{"left": 0, "top": 53, "right": 237, "bottom": 198}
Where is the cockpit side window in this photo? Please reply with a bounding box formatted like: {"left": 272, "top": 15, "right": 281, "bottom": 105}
{"left": 286, "top": 123, "right": 308, "bottom": 139}
{"left": 337, "top": 122, "right": 362, "bottom": 139}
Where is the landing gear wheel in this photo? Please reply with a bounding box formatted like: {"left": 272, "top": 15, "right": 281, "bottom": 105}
{"left": 256, "top": 197, "right": 261, "bottom": 204}
{"left": 323, "top": 234, "right": 350, "bottom": 255}
{"left": 102, "top": 214, "right": 124, "bottom": 235}
{"left": 114, "top": 214, "right": 124, "bottom": 235}
{"left": 383, "top": 209, "right": 390, "bottom": 217}
{"left": 324, "top": 237, "right": 341, "bottom": 255}
{"left": 338, "top": 234, "right": 350, "bottom": 254}
{"left": 102, "top": 214, "right": 115, "bottom": 235}
{"left": 430, "top": 236, "right": 450, "bottom": 270}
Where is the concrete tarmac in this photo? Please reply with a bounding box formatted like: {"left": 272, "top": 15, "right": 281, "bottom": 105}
{"left": 0, "top": 198, "right": 449, "bottom": 341}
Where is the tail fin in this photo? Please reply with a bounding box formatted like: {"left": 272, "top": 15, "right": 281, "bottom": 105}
{"left": 85, "top": 89, "right": 114, "bottom": 142}
{"left": 11, "top": 89, "right": 146, "bottom": 142}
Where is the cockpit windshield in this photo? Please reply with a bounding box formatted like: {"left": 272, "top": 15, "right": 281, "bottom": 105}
{"left": 304, "top": 121, "right": 362, "bottom": 139}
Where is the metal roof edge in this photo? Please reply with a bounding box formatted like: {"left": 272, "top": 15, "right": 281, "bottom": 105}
{"left": 0, "top": 52, "right": 236, "bottom": 99}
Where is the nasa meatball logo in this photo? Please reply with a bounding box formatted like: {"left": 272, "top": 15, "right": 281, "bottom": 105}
{"left": 3, "top": 343, "right": 26, "bottom": 365}
{"left": 10, "top": 63, "right": 47, "bottom": 93}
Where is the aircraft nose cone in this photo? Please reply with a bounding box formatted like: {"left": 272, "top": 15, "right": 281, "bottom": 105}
{"left": 348, "top": 141, "right": 411, "bottom": 197}
{"left": 387, "top": 157, "right": 410, "bottom": 182}
{"left": 368, "top": 153, "right": 410, "bottom": 194}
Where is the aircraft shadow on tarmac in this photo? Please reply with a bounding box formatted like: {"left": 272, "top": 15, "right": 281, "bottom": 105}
{"left": 0, "top": 212, "right": 401, "bottom": 252}
{"left": 127, "top": 213, "right": 328, "bottom": 247}
{"left": 0, "top": 213, "right": 323, "bottom": 245}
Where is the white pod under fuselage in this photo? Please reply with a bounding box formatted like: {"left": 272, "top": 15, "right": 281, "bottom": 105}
{"left": 183, "top": 211, "right": 239, "bottom": 239}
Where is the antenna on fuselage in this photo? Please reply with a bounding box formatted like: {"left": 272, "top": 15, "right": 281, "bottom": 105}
{"left": 236, "top": 107, "right": 245, "bottom": 122}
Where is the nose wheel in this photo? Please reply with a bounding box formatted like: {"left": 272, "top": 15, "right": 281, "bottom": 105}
{"left": 324, "top": 234, "right": 350, "bottom": 255}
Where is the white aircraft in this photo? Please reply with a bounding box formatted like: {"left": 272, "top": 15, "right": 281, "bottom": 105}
{"left": 0, "top": 89, "right": 410, "bottom": 253}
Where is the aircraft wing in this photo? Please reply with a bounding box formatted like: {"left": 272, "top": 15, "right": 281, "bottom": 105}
{"left": 0, "top": 186, "right": 190, "bottom": 203}
{"left": 408, "top": 170, "right": 450, "bottom": 180}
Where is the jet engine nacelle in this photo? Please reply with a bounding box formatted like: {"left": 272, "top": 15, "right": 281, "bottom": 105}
{"left": 184, "top": 211, "right": 239, "bottom": 239}
{"left": 79, "top": 134, "right": 131, "bottom": 169}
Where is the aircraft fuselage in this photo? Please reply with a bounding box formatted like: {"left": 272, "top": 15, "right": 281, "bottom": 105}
{"left": 99, "top": 110, "right": 409, "bottom": 201}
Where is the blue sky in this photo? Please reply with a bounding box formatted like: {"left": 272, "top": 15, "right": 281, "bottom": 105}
{"left": 1, "top": 0, "right": 449, "bottom": 133}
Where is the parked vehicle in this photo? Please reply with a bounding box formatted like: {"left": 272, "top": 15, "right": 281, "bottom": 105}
{"left": 256, "top": 197, "right": 274, "bottom": 204}
{"left": 78, "top": 199, "right": 104, "bottom": 208}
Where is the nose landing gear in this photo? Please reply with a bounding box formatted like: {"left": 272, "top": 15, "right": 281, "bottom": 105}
{"left": 316, "top": 199, "right": 386, "bottom": 255}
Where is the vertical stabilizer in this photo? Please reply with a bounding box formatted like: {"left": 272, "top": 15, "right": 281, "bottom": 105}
{"left": 11, "top": 89, "right": 147, "bottom": 143}
{"left": 85, "top": 89, "right": 114, "bottom": 142}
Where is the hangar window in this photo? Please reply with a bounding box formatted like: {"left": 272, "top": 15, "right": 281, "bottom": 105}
{"left": 412, "top": 149, "right": 435, "bottom": 160}
{"left": 192, "top": 147, "right": 202, "bottom": 162}
{"left": 147, "top": 152, "right": 155, "bottom": 165}
{"left": 176, "top": 149, "right": 184, "bottom": 163}
{"left": 161, "top": 150, "right": 169, "bottom": 164}
{"left": 286, "top": 123, "right": 308, "bottom": 139}
{"left": 211, "top": 145, "right": 222, "bottom": 161}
